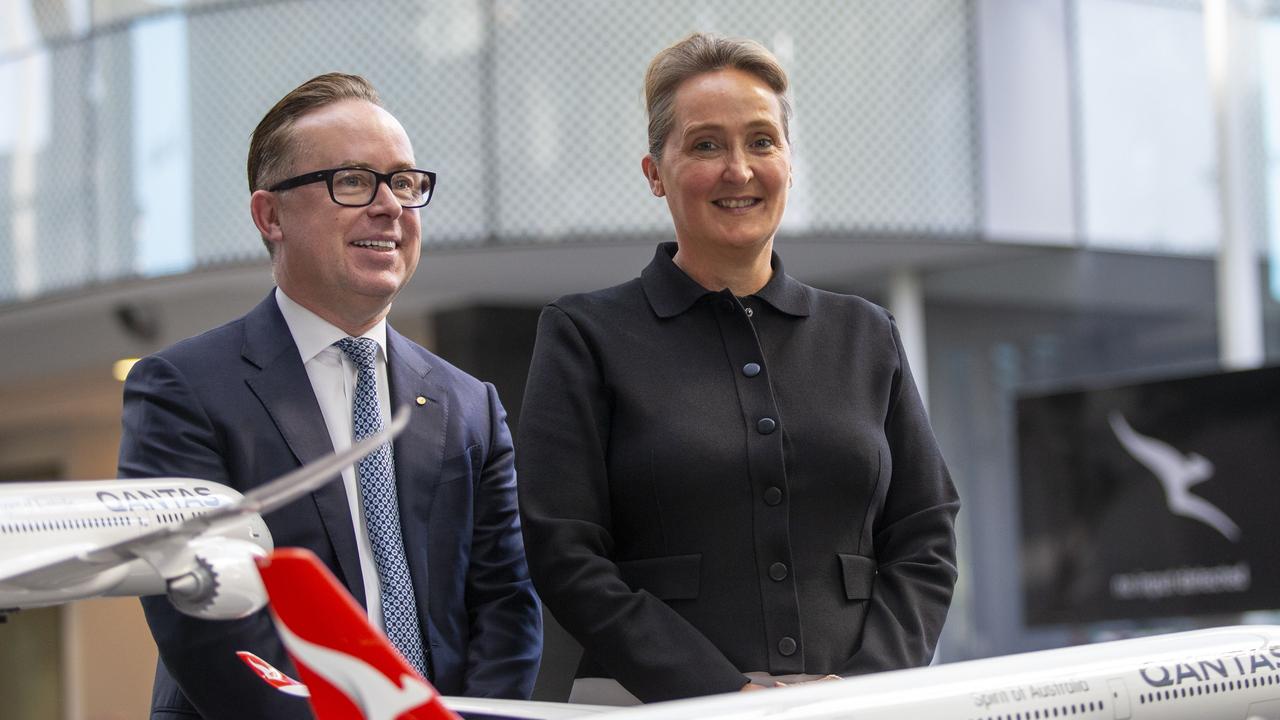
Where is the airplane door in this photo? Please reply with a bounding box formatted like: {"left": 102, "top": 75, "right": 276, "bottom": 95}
{"left": 1107, "top": 679, "right": 1131, "bottom": 720}
{"left": 1246, "top": 698, "right": 1280, "bottom": 719}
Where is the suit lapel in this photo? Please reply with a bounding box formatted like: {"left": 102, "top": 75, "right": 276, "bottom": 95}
{"left": 241, "top": 293, "right": 366, "bottom": 608}
{"left": 386, "top": 328, "right": 442, "bottom": 624}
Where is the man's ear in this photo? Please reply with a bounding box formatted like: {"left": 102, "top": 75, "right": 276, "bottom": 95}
{"left": 641, "top": 155, "right": 664, "bottom": 197}
{"left": 250, "top": 189, "right": 284, "bottom": 248}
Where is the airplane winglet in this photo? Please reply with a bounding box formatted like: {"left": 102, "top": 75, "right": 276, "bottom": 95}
{"left": 238, "top": 405, "right": 412, "bottom": 517}
{"left": 256, "top": 548, "right": 460, "bottom": 720}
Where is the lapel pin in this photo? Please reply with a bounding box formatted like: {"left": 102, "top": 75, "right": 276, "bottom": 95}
{"left": 416, "top": 396, "right": 427, "bottom": 406}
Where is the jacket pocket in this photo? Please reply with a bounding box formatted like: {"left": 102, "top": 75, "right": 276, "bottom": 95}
{"left": 616, "top": 553, "right": 702, "bottom": 600}
{"left": 437, "top": 443, "right": 481, "bottom": 487}
{"left": 838, "top": 553, "right": 876, "bottom": 600}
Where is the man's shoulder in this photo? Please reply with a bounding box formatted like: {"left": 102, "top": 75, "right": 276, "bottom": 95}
{"left": 387, "top": 330, "right": 487, "bottom": 396}
{"left": 148, "top": 295, "right": 285, "bottom": 371}
{"left": 146, "top": 315, "right": 251, "bottom": 374}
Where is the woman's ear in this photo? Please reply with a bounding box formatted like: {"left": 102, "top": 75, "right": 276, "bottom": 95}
{"left": 641, "top": 155, "right": 664, "bottom": 197}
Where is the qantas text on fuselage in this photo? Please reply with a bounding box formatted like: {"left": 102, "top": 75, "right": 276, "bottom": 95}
{"left": 0, "top": 408, "right": 409, "bottom": 621}
{"left": 0, "top": 478, "right": 270, "bottom": 619}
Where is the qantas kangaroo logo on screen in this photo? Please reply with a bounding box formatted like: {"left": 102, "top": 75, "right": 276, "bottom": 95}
{"left": 1109, "top": 411, "right": 1241, "bottom": 542}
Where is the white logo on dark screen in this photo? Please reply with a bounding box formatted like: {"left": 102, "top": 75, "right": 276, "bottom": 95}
{"left": 1109, "top": 411, "right": 1241, "bottom": 543}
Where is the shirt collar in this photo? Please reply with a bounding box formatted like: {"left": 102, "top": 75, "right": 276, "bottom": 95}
{"left": 275, "top": 287, "right": 388, "bottom": 364}
{"left": 640, "top": 242, "right": 811, "bottom": 318}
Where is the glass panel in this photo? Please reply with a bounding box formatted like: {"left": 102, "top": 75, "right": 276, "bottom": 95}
{"left": 1076, "top": 0, "right": 1218, "bottom": 253}
{"left": 131, "top": 12, "right": 193, "bottom": 276}
{"left": 490, "top": 0, "right": 977, "bottom": 239}
{"left": 0, "top": 48, "right": 51, "bottom": 303}
{"left": 1263, "top": 18, "right": 1280, "bottom": 304}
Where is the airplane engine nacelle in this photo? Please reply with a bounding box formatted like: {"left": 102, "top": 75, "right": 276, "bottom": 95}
{"left": 166, "top": 538, "right": 269, "bottom": 620}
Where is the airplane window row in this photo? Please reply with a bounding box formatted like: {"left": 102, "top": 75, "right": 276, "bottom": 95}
{"left": 1139, "top": 671, "right": 1280, "bottom": 704}
{"left": 0, "top": 515, "right": 135, "bottom": 534}
{"left": 971, "top": 698, "right": 1106, "bottom": 720}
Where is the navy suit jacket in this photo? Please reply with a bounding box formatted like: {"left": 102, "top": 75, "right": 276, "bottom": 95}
{"left": 118, "top": 293, "right": 541, "bottom": 719}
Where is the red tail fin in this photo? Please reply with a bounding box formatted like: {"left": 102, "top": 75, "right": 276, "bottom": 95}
{"left": 236, "top": 650, "right": 311, "bottom": 697}
{"left": 255, "top": 548, "right": 461, "bottom": 720}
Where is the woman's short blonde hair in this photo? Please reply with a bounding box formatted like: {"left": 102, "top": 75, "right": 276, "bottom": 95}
{"left": 643, "top": 32, "right": 791, "bottom": 161}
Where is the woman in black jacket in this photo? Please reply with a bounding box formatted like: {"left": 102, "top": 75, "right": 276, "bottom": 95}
{"left": 516, "top": 32, "right": 960, "bottom": 705}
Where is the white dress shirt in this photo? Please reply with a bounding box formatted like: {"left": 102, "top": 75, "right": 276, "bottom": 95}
{"left": 275, "top": 287, "right": 392, "bottom": 629}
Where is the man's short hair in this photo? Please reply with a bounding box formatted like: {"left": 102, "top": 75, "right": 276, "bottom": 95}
{"left": 247, "top": 73, "right": 383, "bottom": 255}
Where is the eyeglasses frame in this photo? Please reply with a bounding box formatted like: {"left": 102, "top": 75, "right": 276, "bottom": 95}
{"left": 268, "top": 166, "right": 437, "bottom": 208}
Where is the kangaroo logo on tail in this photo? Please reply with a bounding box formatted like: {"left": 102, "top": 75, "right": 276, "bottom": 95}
{"left": 251, "top": 548, "right": 460, "bottom": 720}
{"left": 272, "top": 614, "right": 434, "bottom": 720}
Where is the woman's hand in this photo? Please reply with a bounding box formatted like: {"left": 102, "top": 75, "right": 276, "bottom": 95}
{"left": 782, "top": 674, "right": 843, "bottom": 686}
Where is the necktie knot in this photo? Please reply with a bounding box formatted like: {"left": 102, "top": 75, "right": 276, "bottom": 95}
{"left": 335, "top": 336, "right": 378, "bottom": 370}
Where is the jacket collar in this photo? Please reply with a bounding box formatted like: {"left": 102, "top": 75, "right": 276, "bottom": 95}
{"left": 640, "top": 242, "right": 811, "bottom": 318}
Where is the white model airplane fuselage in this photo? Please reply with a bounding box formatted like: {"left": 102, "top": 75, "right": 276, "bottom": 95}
{"left": 0, "top": 407, "right": 409, "bottom": 621}
{"left": 253, "top": 548, "right": 1280, "bottom": 720}
{"left": 0, "top": 479, "right": 267, "bottom": 615}
{"left": 597, "top": 625, "right": 1280, "bottom": 720}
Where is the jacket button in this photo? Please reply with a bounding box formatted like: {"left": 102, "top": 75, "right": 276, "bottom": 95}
{"left": 763, "top": 486, "right": 782, "bottom": 505}
{"left": 757, "top": 417, "right": 777, "bottom": 434}
{"left": 742, "top": 362, "right": 761, "bottom": 377}
{"left": 769, "top": 562, "right": 788, "bottom": 581}
{"left": 778, "top": 637, "right": 797, "bottom": 656}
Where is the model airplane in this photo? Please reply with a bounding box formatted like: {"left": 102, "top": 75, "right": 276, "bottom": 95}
{"left": 251, "top": 546, "right": 1280, "bottom": 720}
{"left": 0, "top": 407, "right": 409, "bottom": 621}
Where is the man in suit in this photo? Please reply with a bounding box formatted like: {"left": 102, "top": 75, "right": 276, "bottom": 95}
{"left": 118, "top": 73, "right": 542, "bottom": 719}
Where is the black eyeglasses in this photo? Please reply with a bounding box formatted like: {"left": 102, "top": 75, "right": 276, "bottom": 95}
{"left": 269, "top": 167, "right": 437, "bottom": 208}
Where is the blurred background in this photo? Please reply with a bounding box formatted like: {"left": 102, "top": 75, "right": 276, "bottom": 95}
{"left": 2, "top": 0, "right": 1280, "bottom": 717}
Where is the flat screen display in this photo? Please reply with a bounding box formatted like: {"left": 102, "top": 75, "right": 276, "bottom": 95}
{"left": 1018, "top": 365, "right": 1280, "bottom": 625}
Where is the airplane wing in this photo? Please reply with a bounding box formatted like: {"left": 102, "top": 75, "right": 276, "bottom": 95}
{"left": 253, "top": 547, "right": 614, "bottom": 720}
{"left": 441, "top": 697, "right": 615, "bottom": 719}
{"left": 0, "top": 407, "right": 410, "bottom": 591}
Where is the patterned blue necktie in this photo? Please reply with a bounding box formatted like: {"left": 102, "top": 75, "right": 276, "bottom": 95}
{"left": 334, "top": 337, "right": 428, "bottom": 678}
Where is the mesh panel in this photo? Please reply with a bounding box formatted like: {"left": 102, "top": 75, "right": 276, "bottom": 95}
{"left": 0, "top": 0, "right": 981, "bottom": 303}
{"left": 189, "top": 0, "right": 493, "bottom": 260}
{"left": 488, "top": 0, "right": 977, "bottom": 240}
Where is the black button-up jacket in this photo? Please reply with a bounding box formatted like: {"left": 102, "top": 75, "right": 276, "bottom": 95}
{"left": 517, "top": 243, "right": 959, "bottom": 702}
